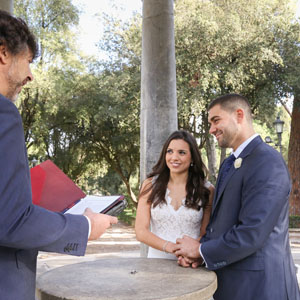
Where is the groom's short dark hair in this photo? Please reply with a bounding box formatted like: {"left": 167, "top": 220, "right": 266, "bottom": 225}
{"left": 209, "top": 94, "right": 253, "bottom": 122}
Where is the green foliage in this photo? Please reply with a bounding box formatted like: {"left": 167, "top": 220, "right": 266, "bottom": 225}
{"left": 119, "top": 208, "right": 136, "bottom": 226}
{"left": 289, "top": 215, "right": 300, "bottom": 228}
{"left": 14, "top": 0, "right": 141, "bottom": 206}
{"left": 172, "top": 0, "right": 299, "bottom": 170}
{"left": 175, "top": 0, "right": 298, "bottom": 125}
{"left": 98, "top": 12, "right": 142, "bottom": 66}
{"left": 253, "top": 107, "right": 291, "bottom": 161}
{"left": 62, "top": 65, "right": 141, "bottom": 204}
{"left": 15, "top": 0, "right": 80, "bottom": 64}
{"left": 13, "top": 0, "right": 300, "bottom": 207}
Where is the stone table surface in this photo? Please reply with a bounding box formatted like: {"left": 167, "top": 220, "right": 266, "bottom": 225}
{"left": 37, "top": 257, "right": 217, "bottom": 300}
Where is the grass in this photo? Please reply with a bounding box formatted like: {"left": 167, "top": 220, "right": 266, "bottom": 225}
{"left": 289, "top": 215, "right": 300, "bottom": 228}
{"left": 119, "top": 207, "right": 136, "bottom": 226}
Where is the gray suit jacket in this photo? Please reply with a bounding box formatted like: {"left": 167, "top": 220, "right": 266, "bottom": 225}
{"left": 201, "top": 136, "right": 300, "bottom": 300}
{"left": 0, "top": 95, "right": 89, "bottom": 300}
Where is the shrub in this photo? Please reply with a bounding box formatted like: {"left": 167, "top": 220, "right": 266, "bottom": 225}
{"left": 289, "top": 215, "right": 300, "bottom": 228}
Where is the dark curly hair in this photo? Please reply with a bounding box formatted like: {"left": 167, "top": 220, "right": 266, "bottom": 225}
{"left": 0, "top": 10, "right": 38, "bottom": 59}
{"left": 140, "top": 130, "right": 210, "bottom": 210}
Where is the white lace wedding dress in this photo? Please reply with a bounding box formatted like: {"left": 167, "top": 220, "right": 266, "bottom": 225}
{"left": 148, "top": 184, "right": 210, "bottom": 260}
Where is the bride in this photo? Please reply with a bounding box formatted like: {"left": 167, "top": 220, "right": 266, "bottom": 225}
{"left": 135, "top": 130, "right": 214, "bottom": 260}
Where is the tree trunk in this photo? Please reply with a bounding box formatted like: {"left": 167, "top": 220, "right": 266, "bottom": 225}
{"left": 288, "top": 94, "right": 300, "bottom": 215}
{"left": 120, "top": 175, "right": 138, "bottom": 209}
{"left": 205, "top": 134, "right": 217, "bottom": 184}
{"left": 220, "top": 148, "right": 227, "bottom": 166}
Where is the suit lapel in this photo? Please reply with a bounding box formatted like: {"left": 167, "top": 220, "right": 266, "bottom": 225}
{"left": 212, "top": 136, "right": 263, "bottom": 214}
{"left": 213, "top": 166, "right": 236, "bottom": 211}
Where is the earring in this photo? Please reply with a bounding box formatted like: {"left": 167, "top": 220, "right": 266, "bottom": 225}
{"left": 190, "top": 162, "right": 194, "bottom": 167}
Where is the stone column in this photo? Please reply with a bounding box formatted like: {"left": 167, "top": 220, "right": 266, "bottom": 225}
{"left": 0, "top": 0, "right": 13, "bottom": 13}
{"left": 140, "top": 0, "right": 178, "bottom": 256}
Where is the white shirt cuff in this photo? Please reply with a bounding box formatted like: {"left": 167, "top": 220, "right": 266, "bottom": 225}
{"left": 199, "top": 244, "right": 207, "bottom": 267}
{"left": 84, "top": 215, "right": 91, "bottom": 239}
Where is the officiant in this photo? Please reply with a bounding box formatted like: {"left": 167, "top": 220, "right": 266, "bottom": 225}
{"left": 0, "top": 10, "right": 117, "bottom": 300}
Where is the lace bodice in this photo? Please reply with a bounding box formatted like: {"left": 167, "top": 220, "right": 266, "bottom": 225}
{"left": 148, "top": 189, "right": 204, "bottom": 260}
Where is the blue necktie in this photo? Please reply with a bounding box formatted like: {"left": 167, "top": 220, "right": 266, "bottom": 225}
{"left": 217, "top": 154, "right": 236, "bottom": 191}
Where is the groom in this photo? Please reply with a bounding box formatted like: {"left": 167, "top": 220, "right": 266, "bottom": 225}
{"left": 175, "top": 94, "right": 300, "bottom": 300}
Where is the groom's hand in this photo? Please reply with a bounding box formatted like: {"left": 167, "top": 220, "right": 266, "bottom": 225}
{"left": 177, "top": 256, "right": 203, "bottom": 268}
{"left": 177, "top": 256, "right": 192, "bottom": 268}
{"left": 174, "top": 235, "right": 201, "bottom": 259}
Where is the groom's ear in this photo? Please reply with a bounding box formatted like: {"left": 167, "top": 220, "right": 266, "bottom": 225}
{"left": 236, "top": 108, "right": 245, "bottom": 124}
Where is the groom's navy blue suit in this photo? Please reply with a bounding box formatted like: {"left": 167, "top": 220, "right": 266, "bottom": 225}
{"left": 201, "top": 136, "right": 300, "bottom": 300}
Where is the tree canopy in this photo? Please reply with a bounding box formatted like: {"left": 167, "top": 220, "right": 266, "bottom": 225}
{"left": 14, "top": 0, "right": 300, "bottom": 210}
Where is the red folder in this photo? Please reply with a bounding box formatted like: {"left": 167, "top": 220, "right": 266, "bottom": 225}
{"left": 30, "top": 160, "right": 86, "bottom": 212}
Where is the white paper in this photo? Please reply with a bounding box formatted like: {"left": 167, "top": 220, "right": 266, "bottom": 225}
{"left": 64, "top": 195, "right": 121, "bottom": 215}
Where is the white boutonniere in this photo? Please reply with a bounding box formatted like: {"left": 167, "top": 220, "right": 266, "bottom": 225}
{"left": 234, "top": 158, "right": 243, "bottom": 169}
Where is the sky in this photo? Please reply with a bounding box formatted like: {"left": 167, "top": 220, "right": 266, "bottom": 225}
{"left": 71, "top": 0, "right": 142, "bottom": 58}
{"left": 72, "top": 0, "right": 300, "bottom": 58}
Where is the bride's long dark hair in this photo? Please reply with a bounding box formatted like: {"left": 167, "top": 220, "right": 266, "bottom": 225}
{"left": 139, "top": 130, "right": 210, "bottom": 210}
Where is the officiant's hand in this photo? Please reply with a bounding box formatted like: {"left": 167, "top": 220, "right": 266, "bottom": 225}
{"left": 174, "top": 235, "right": 201, "bottom": 259}
{"left": 84, "top": 208, "right": 118, "bottom": 240}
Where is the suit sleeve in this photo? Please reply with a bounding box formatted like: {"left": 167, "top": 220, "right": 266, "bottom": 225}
{"left": 0, "top": 98, "right": 89, "bottom": 256}
{"left": 201, "top": 147, "right": 291, "bottom": 269}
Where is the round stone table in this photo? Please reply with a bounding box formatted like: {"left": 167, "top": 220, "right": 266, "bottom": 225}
{"left": 36, "top": 258, "right": 217, "bottom": 300}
